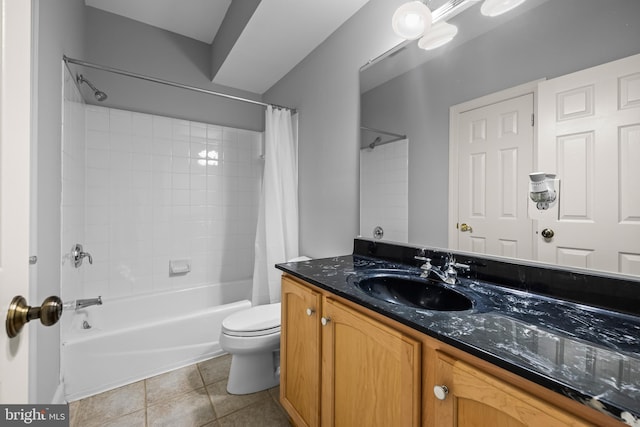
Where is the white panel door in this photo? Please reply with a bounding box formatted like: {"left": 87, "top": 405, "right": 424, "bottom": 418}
{"left": 0, "top": 0, "right": 33, "bottom": 403}
{"left": 455, "top": 94, "right": 534, "bottom": 259}
{"left": 537, "top": 53, "right": 640, "bottom": 275}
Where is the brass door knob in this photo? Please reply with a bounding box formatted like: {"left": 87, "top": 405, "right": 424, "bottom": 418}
{"left": 6, "top": 295, "right": 63, "bottom": 338}
{"left": 460, "top": 223, "right": 473, "bottom": 232}
{"left": 541, "top": 228, "right": 555, "bottom": 239}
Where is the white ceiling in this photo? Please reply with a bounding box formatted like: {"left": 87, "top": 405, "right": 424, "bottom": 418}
{"left": 86, "top": 0, "right": 371, "bottom": 94}
{"left": 85, "top": 0, "right": 232, "bottom": 44}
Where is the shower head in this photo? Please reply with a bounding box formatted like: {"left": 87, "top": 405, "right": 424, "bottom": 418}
{"left": 77, "top": 74, "right": 108, "bottom": 102}
{"left": 369, "top": 136, "right": 382, "bottom": 149}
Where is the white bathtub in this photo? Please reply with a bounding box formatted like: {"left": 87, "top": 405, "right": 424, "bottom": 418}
{"left": 61, "top": 280, "right": 252, "bottom": 401}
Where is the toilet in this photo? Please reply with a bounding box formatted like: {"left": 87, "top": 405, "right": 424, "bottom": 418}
{"left": 220, "top": 302, "right": 282, "bottom": 394}
{"left": 220, "top": 256, "right": 311, "bottom": 395}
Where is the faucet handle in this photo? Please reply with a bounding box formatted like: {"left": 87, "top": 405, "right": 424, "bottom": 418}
{"left": 72, "top": 243, "right": 93, "bottom": 268}
{"left": 414, "top": 255, "right": 430, "bottom": 262}
{"left": 451, "top": 262, "right": 471, "bottom": 271}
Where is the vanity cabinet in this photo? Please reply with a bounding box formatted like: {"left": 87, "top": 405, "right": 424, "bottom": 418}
{"left": 281, "top": 275, "right": 609, "bottom": 427}
{"left": 433, "top": 352, "right": 593, "bottom": 427}
{"left": 281, "top": 276, "right": 322, "bottom": 427}
{"left": 280, "top": 275, "right": 422, "bottom": 427}
{"left": 321, "top": 298, "right": 421, "bottom": 427}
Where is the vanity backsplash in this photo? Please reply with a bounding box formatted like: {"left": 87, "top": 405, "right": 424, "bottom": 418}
{"left": 354, "top": 238, "right": 640, "bottom": 317}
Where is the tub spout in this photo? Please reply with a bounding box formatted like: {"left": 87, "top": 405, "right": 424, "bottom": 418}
{"left": 76, "top": 296, "right": 102, "bottom": 310}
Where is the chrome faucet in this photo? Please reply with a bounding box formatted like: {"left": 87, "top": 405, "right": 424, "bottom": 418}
{"left": 414, "top": 253, "right": 470, "bottom": 285}
{"left": 75, "top": 296, "right": 102, "bottom": 310}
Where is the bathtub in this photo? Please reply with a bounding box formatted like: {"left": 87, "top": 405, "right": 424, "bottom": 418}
{"left": 61, "top": 280, "right": 252, "bottom": 401}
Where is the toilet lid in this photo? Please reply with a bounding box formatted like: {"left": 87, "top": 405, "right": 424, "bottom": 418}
{"left": 222, "top": 303, "right": 281, "bottom": 337}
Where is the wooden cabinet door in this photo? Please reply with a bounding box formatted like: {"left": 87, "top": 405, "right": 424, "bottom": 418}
{"left": 321, "top": 298, "right": 421, "bottom": 427}
{"left": 281, "top": 277, "right": 322, "bottom": 427}
{"left": 434, "top": 353, "right": 593, "bottom": 427}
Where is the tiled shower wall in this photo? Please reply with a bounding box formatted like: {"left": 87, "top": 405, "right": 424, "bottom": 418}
{"left": 360, "top": 139, "right": 408, "bottom": 243}
{"left": 74, "top": 106, "right": 262, "bottom": 300}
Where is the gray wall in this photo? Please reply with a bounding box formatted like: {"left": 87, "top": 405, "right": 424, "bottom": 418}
{"left": 263, "top": 0, "right": 410, "bottom": 258}
{"left": 83, "top": 7, "right": 264, "bottom": 131}
{"left": 360, "top": 0, "right": 640, "bottom": 248}
{"left": 34, "top": 0, "right": 86, "bottom": 403}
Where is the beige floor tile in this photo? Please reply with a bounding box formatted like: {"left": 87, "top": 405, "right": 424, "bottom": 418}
{"left": 70, "top": 381, "right": 145, "bottom": 427}
{"left": 145, "top": 364, "right": 205, "bottom": 405}
{"left": 216, "top": 399, "right": 291, "bottom": 427}
{"left": 198, "top": 354, "right": 232, "bottom": 385}
{"left": 147, "top": 388, "right": 216, "bottom": 427}
{"left": 268, "top": 386, "right": 280, "bottom": 402}
{"left": 69, "top": 357, "right": 289, "bottom": 427}
{"left": 206, "top": 380, "right": 270, "bottom": 418}
{"left": 82, "top": 409, "right": 146, "bottom": 427}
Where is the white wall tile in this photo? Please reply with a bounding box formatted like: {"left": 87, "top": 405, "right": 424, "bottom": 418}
{"left": 73, "top": 106, "right": 262, "bottom": 302}
{"left": 132, "top": 113, "right": 153, "bottom": 137}
{"left": 85, "top": 106, "right": 109, "bottom": 132}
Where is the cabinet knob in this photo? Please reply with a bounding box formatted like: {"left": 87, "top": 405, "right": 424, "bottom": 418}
{"left": 321, "top": 317, "right": 330, "bottom": 326}
{"left": 433, "top": 385, "right": 449, "bottom": 400}
{"left": 306, "top": 308, "right": 315, "bottom": 316}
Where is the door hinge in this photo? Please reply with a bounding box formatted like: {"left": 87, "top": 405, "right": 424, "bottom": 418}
{"left": 531, "top": 113, "right": 535, "bottom": 126}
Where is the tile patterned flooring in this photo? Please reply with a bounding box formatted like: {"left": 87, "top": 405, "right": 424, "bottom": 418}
{"left": 69, "top": 354, "right": 292, "bottom": 427}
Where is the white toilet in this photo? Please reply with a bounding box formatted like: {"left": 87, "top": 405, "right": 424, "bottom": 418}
{"left": 220, "top": 302, "right": 282, "bottom": 394}
{"left": 220, "top": 256, "right": 310, "bottom": 395}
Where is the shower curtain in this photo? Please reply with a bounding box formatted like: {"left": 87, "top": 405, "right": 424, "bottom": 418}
{"left": 252, "top": 106, "right": 299, "bottom": 305}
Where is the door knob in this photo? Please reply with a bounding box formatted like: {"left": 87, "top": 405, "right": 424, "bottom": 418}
{"left": 459, "top": 223, "right": 472, "bottom": 232}
{"left": 433, "top": 385, "right": 449, "bottom": 400}
{"left": 541, "top": 228, "right": 555, "bottom": 239}
{"left": 6, "top": 295, "right": 63, "bottom": 338}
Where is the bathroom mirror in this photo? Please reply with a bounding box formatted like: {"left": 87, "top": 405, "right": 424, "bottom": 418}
{"left": 359, "top": 0, "right": 640, "bottom": 277}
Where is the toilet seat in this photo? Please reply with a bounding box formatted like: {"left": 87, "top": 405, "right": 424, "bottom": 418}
{"left": 222, "top": 303, "right": 281, "bottom": 337}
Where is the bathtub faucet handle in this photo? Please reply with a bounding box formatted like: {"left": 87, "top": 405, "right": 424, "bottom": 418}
{"left": 72, "top": 243, "right": 93, "bottom": 268}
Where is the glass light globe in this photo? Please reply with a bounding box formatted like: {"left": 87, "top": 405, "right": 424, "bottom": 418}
{"left": 418, "top": 21, "right": 458, "bottom": 50}
{"left": 480, "top": 0, "right": 527, "bottom": 17}
{"left": 392, "top": 1, "right": 432, "bottom": 40}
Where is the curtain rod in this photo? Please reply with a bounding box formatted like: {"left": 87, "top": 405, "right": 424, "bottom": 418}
{"left": 361, "top": 126, "right": 406, "bottom": 140}
{"left": 62, "top": 55, "right": 294, "bottom": 111}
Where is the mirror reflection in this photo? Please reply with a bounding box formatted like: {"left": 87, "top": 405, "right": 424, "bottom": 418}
{"left": 360, "top": 0, "right": 640, "bottom": 277}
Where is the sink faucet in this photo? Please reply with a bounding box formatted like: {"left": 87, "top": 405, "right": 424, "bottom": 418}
{"left": 414, "top": 253, "right": 469, "bottom": 285}
{"left": 75, "top": 296, "right": 102, "bottom": 310}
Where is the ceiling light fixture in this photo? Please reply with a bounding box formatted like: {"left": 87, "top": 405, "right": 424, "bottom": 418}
{"left": 418, "top": 21, "right": 458, "bottom": 50}
{"left": 392, "top": 1, "right": 433, "bottom": 40}
{"left": 480, "top": 0, "right": 527, "bottom": 17}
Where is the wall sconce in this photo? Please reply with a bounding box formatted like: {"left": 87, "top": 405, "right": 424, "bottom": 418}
{"left": 529, "top": 172, "right": 558, "bottom": 210}
{"left": 392, "top": 0, "right": 528, "bottom": 50}
{"left": 392, "top": 1, "right": 433, "bottom": 40}
{"left": 418, "top": 21, "right": 459, "bottom": 50}
{"left": 480, "top": 0, "right": 527, "bottom": 17}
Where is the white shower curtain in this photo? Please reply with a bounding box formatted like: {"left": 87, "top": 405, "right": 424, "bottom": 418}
{"left": 252, "top": 106, "right": 299, "bottom": 305}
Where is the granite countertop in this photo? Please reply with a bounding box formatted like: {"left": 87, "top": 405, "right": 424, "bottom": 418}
{"left": 276, "top": 254, "right": 640, "bottom": 426}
